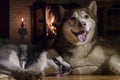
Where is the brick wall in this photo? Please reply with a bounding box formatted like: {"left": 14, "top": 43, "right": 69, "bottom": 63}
{"left": 10, "top": 0, "right": 35, "bottom": 44}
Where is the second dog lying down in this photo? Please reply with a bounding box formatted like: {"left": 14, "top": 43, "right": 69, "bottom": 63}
{"left": 0, "top": 43, "right": 71, "bottom": 80}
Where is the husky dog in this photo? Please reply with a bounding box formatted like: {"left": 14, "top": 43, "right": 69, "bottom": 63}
{"left": 0, "top": 42, "right": 71, "bottom": 80}
{"left": 53, "top": 1, "right": 120, "bottom": 75}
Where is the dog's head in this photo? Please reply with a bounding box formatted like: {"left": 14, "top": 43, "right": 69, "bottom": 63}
{"left": 59, "top": 1, "right": 97, "bottom": 45}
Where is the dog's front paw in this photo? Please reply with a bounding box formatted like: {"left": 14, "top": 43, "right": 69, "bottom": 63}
{"left": 52, "top": 56, "right": 72, "bottom": 75}
{"left": 59, "top": 63, "right": 72, "bottom": 75}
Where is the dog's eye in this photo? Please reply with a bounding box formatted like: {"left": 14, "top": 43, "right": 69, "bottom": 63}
{"left": 84, "top": 15, "right": 89, "bottom": 19}
{"left": 70, "top": 17, "right": 76, "bottom": 20}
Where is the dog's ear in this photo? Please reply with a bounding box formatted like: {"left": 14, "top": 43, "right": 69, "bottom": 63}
{"left": 59, "top": 5, "right": 67, "bottom": 19}
{"left": 88, "top": 1, "right": 97, "bottom": 16}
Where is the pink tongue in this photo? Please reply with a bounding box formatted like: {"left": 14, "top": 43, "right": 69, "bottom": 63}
{"left": 78, "top": 34, "right": 86, "bottom": 42}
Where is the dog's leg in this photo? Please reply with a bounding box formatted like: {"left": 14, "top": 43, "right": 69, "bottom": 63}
{"left": 109, "top": 54, "right": 120, "bottom": 75}
{"left": 72, "top": 66, "right": 100, "bottom": 75}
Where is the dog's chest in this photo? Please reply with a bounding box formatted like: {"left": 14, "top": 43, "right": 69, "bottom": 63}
{"left": 69, "top": 45, "right": 90, "bottom": 58}
{"left": 67, "top": 44, "right": 108, "bottom": 67}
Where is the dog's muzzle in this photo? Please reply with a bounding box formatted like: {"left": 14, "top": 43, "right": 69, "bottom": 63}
{"left": 71, "top": 21, "right": 88, "bottom": 42}
{"left": 78, "top": 21, "right": 86, "bottom": 28}
{"left": 52, "top": 57, "right": 72, "bottom": 75}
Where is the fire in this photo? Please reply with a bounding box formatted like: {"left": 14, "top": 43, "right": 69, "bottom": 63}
{"left": 46, "top": 6, "right": 56, "bottom": 36}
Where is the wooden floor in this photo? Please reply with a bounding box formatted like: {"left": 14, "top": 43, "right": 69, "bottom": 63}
{"left": 45, "top": 75, "right": 120, "bottom": 80}
{"left": 1, "top": 75, "right": 120, "bottom": 80}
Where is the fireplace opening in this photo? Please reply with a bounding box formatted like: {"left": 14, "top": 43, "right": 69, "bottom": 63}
{"left": 32, "top": 1, "right": 80, "bottom": 44}
{"left": 46, "top": 6, "right": 57, "bottom": 36}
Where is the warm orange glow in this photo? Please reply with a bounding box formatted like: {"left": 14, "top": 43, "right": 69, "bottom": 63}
{"left": 21, "top": 18, "right": 24, "bottom": 22}
{"left": 46, "top": 6, "right": 56, "bottom": 36}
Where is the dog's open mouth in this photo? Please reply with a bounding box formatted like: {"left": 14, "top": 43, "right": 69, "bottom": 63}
{"left": 71, "top": 29, "right": 88, "bottom": 42}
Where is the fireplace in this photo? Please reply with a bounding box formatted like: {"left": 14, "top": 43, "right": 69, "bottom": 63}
{"left": 32, "top": 1, "right": 80, "bottom": 44}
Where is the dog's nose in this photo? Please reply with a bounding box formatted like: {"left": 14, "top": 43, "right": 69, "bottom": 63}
{"left": 78, "top": 21, "right": 86, "bottom": 27}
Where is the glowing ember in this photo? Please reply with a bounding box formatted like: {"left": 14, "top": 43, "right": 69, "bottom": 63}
{"left": 46, "top": 6, "right": 56, "bottom": 36}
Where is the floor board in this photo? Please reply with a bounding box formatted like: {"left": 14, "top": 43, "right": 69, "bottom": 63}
{"left": 45, "top": 75, "right": 120, "bottom": 80}
{"left": 1, "top": 75, "right": 120, "bottom": 80}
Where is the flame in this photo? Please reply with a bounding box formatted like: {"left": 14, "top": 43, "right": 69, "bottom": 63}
{"left": 46, "top": 6, "right": 56, "bottom": 36}
{"left": 21, "top": 18, "right": 24, "bottom": 22}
